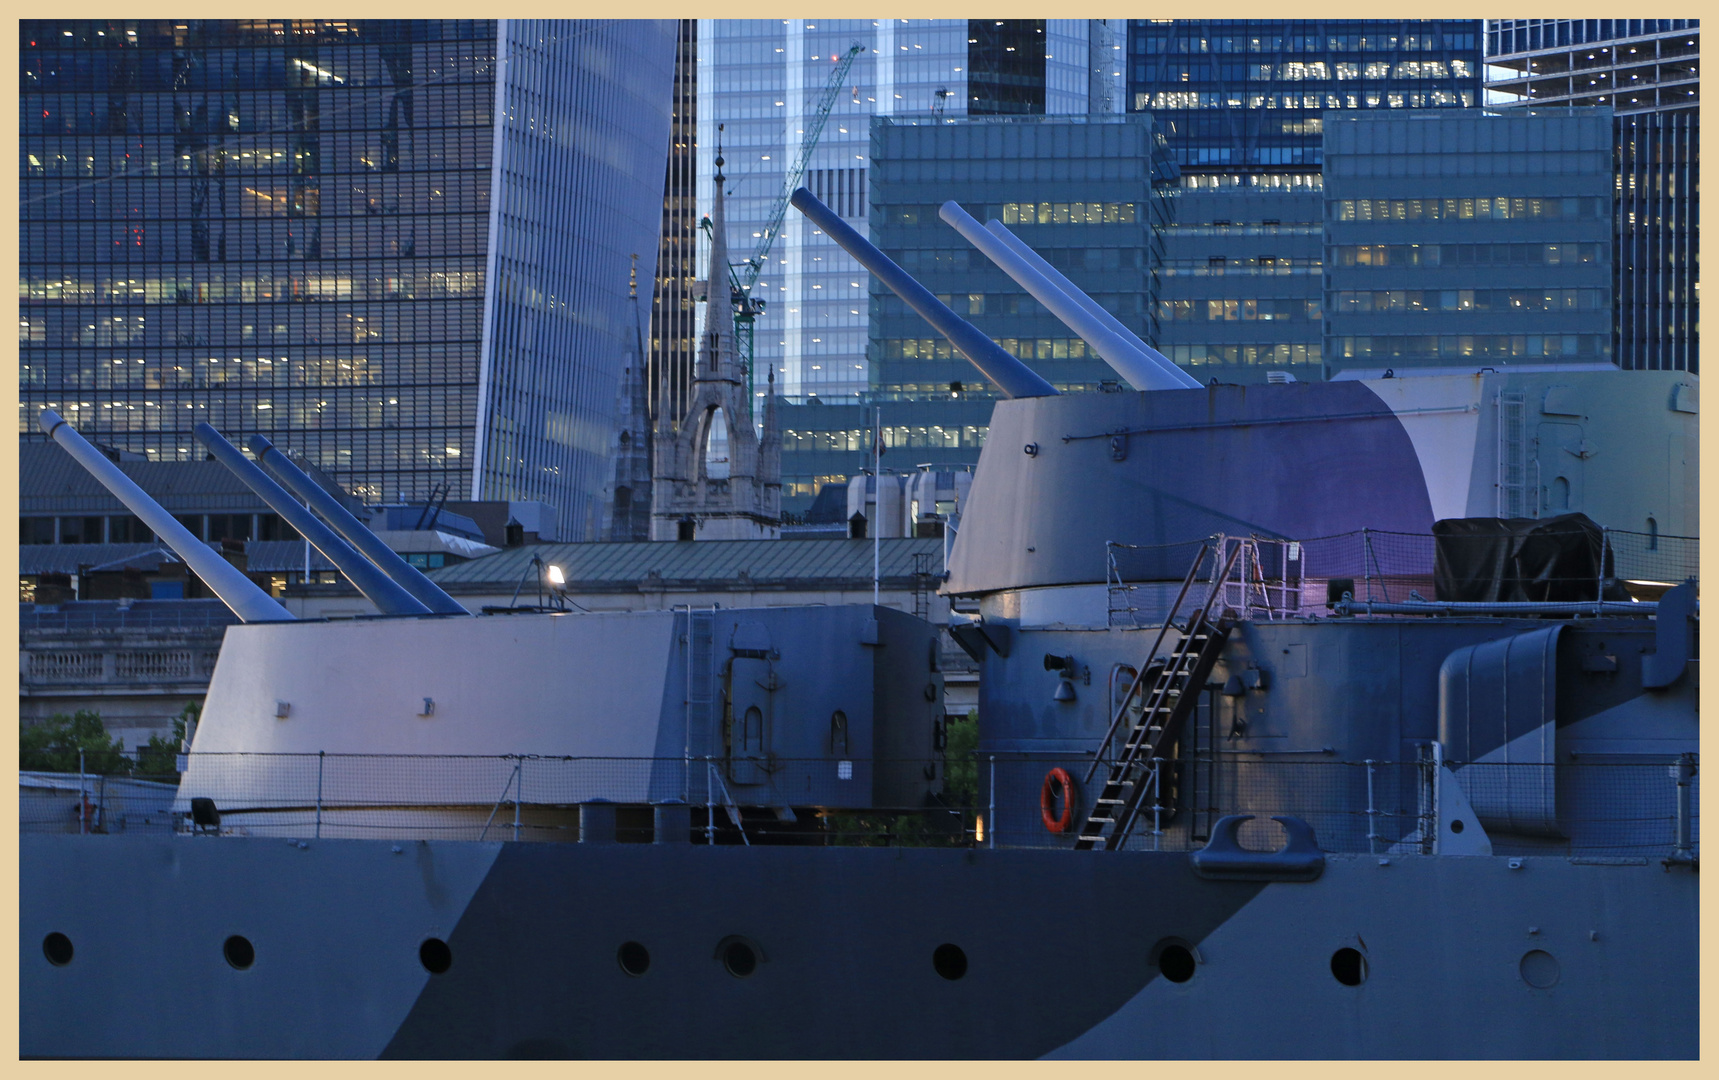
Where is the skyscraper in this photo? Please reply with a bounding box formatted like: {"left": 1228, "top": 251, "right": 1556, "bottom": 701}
{"left": 649, "top": 19, "right": 700, "bottom": 428}
{"left": 1128, "top": 20, "right": 1483, "bottom": 384}
{"left": 1323, "top": 109, "right": 1615, "bottom": 375}
{"left": 20, "top": 19, "right": 677, "bottom": 540}
{"left": 1481, "top": 19, "right": 1699, "bottom": 371}
{"left": 697, "top": 19, "right": 1123, "bottom": 509}
{"left": 695, "top": 19, "right": 1120, "bottom": 409}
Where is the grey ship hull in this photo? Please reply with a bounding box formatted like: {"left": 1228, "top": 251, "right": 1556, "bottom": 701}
{"left": 21, "top": 835, "right": 1697, "bottom": 1058}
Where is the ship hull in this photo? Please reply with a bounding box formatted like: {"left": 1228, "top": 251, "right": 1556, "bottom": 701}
{"left": 20, "top": 835, "right": 1697, "bottom": 1058}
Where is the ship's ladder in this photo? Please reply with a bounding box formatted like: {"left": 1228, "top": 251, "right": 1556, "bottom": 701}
{"left": 1075, "top": 539, "right": 1241, "bottom": 851}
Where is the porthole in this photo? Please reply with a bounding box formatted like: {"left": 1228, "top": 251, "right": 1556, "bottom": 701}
{"left": 42, "top": 932, "right": 73, "bottom": 967}
{"left": 420, "top": 938, "right": 452, "bottom": 975}
{"left": 617, "top": 940, "right": 651, "bottom": 977}
{"left": 1330, "top": 947, "right": 1367, "bottom": 986}
{"left": 723, "top": 940, "right": 758, "bottom": 978}
{"left": 223, "top": 934, "right": 255, "bottom": 970}
{"left": 1519, "top": 949, "right": 1560, "bottom": 989}
{"left": 932, "top": 943, "right": 967, "bottom": 980}
{"left": 1156, "top": 943, "right": 1196, "bottom": 984}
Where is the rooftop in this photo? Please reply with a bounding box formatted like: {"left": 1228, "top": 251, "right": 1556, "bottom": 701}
{"left": 429, "top": 538, "right": 947, "bottom": 593}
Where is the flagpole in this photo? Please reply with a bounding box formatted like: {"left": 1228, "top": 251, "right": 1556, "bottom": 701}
{"left": 873, "top": 406, "right": 881, "bottom": 606}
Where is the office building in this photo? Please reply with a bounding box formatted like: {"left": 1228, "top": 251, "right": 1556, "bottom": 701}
{"left": 1323, "top": 109, "right": 1614, "bottom": 373}
{"left": 20, "top": 19, "right": 677, "bottom": 541}
{"left": 649, "top": 19, "right": 701, "bottom": 427}
{"left": 695, "top": 18, "right": 1123, "bottom": 413}
{"left": 1154, "top": 189, "right": 1325, "bottom": 381}
{"left": 775, "top": 114, "right": 1176, "bottom": 496}
{"left": 1129, "top": 20, "right": 1484, "bottom": 384}
{"left": 1482, "top": 19, "right": 1698, "bottom": 371}
{"left": 1127, "top": 20, "right": 1483, "bottom": 175}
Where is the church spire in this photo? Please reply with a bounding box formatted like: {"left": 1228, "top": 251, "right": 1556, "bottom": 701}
{"left": 759, "top": 364, "right": 781, "bottom": 488}
{"left": 698, "top": 139, "right": 735, "bottom": 382}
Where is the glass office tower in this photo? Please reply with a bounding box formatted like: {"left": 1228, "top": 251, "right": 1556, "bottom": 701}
{"left": 1482, "top": 19, "right": 1699, "bottom": 372}
{"left": 1323, "top": 109, "right": 1615, "bottom": 373}
{"left": 695, "top": 19, "right": 1117, "bottom": 410}
{"left": 1129, "top": 20, "right": 1483, "bottom": 384}
{"left": 20, "top": 19, "right": 676, "bottom": 540}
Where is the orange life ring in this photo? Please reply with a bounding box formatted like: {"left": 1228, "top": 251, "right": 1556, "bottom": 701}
{"left": 1041, "top": 767, "right": 1076, "bottom": 834}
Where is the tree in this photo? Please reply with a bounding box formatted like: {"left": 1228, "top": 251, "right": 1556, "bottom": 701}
{"left": 137, "top": 700, "right": 201, "bottom": 778}
{"left": 941, "top": 710, "right": 979, "bottom": 807}
{"left": 20, "top": 710, "right": 130, "bottom": 775}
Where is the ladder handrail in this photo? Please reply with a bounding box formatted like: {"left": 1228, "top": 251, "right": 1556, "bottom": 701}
{"left": 1085, "top": 540, "right": 1211, "bottom": 783}
{"left": 1117, "top": 539, "right": 1242, "bottom": 774}
{"left": 1083, "top": 539, "right": 1244, "bottom": 851}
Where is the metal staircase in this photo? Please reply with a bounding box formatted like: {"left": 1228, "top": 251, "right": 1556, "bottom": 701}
{"left": 1075, "top": 540, "right": 1242, "bottom": 851}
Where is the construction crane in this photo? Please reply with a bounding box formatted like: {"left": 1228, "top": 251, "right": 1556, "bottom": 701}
{"left": 705, "top": 41, "right": 863, "bottom": 419}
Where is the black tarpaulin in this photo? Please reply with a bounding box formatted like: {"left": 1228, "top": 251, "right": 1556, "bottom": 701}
{"left": 1432, "top": 513, "right": 1620, "bottom": 603}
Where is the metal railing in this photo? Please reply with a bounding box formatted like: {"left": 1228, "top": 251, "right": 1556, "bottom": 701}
{"left": 1108, "top": 526, "right": 1696, "bottom": 625}
{"left": 18, "top": 751, "right": 1696, "bottom": 861}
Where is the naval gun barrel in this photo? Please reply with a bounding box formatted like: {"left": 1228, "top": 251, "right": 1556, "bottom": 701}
{"left": 983, "top": 218, "right": 1200, "bottom": 390}
{"left": 939, "top": 200, "right": 1193, "bottom": 392}
{"left": 248, "top": 434, "right": 471, "bottom": 616}
{"left": 789, "top": 187, "right": 1057, "bottom": 399}
{"left": 193, "top": 423, "right": 434, "bottom": 617}
{"left": 37, "top": 410, "right": 294, "bottom": 623}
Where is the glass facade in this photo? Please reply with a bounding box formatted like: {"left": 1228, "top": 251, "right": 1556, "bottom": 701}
{"left": 967, "top": 20, "right": 1047, "bottom": 115}
{"left": 772, "top": 113, "right": 1176, "bottom": 503}
{"left": 1156, "top": 189, "right": 1324, "bottom": 381}
{"left": 1127, "top": 20, "right": 1482, "bottom": 174}
{"left": 471, "top": 20, "right": 676, "bottom": 537}
{"left": 1483, "top": 20, "right": 1698, "bottom": 373}
{"left": 21, "top": 19, "right": 676, "bottom": 541}
{"left": 649, "top": 19, "right": 699, "bottom": 426}
{"left": 1126, "top": 21, "right": 1483, "bottom": 385}
{"left": 1322, "top": 110, "right": 1614, "bottom": 372}
{"left": 1483, "top": 20, "right": 1699, "bottom": 113}
{"left": 695, "top": 19, "right": 1105, "bottom": 409}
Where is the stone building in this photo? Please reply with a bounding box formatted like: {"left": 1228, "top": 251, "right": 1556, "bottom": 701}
{"left": 650, "top": 154, "right": 782, "bottom": 541}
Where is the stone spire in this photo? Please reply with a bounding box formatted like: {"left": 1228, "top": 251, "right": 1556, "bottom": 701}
{"left": 696, "top": 151, "right": 737, "bottom": 385}
{"left": 759, "top": 365, "right": 781, "bottom": 489}
{"left": 648, "top": 142, "right": 780, "bottom": 542}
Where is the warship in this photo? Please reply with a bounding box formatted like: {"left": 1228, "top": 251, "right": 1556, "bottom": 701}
{"left": 19, "top": 186, "right": 1698, "bottom": 1059}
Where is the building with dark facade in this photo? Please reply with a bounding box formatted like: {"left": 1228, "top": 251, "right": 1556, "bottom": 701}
{"left": 1482, "top": 19, "right": 1698, "bottom": 372}
{"left": 696, "top": 19, "right": 1120, "bottom": 415}
{"left": 1129, "top": 19, "right": 1484, "bottom": 385}
{"left": 649, "top": 19, "right": 700, "bottom": 427}
{"left": 1323, "top": 109, "right": 1615, "bottom": 373}
{"left": 1127, "top": 20, "right": 1483, "bottom": 174}
{"left": 20, "top": 19, "right": 677, "bottom": 541}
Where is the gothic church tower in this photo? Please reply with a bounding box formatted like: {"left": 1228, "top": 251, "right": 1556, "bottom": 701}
{"left": 650, "top": 152, "right": 781, "bottom": 541}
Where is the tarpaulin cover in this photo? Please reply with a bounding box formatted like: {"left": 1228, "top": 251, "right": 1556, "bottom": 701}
{"left": 1432, "top": 513, "right": 1620, "bottom": 603}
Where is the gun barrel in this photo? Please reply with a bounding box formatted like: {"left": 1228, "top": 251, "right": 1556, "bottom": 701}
{"left": 193, "top": 423, "right": 434, "bottom": 617}
{"left": 940, "top": 201, "right": 1194, "bottom": 392}
{"left": 789, "top": 187, "right": 1057, "bottom": 399}
{"left": 983, "top": 218, "right": 1199, "bottom": 390}
{"left": 248, "top": 435, "right": 470, "bottom": 616}
{"left": 37, "top": 410, "right": 294, "bottom": 623}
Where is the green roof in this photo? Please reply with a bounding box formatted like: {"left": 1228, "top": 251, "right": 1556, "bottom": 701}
{"left": 428, "top": 537, "right": 946, "bottom": 592}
